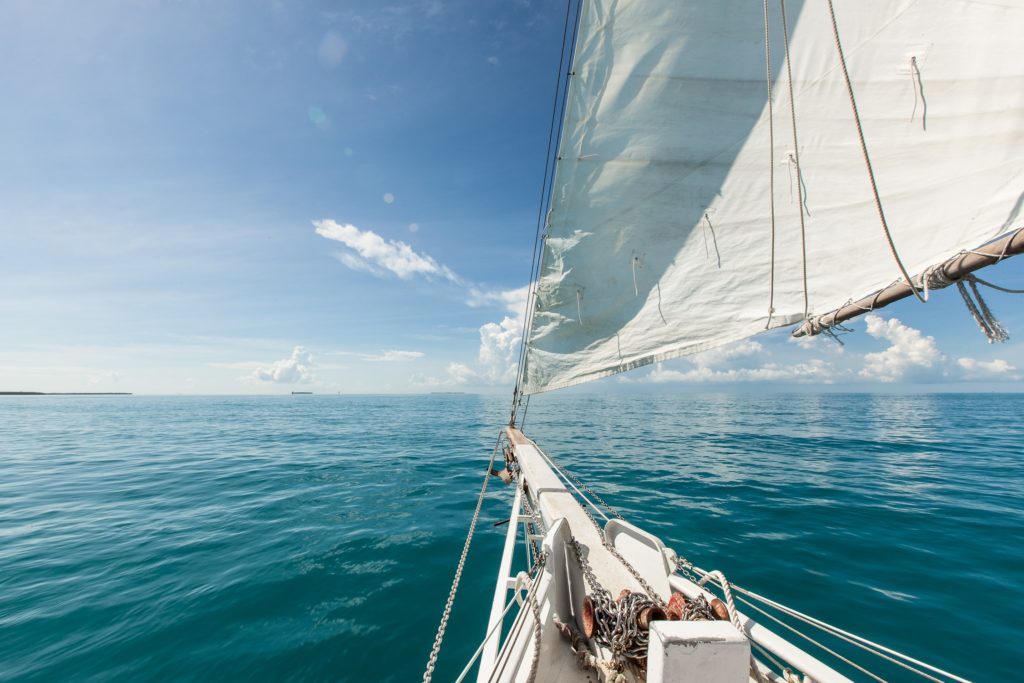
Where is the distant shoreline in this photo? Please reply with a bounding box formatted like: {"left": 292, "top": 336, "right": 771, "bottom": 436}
{"left": 0, "top": 392, "right": 132, "bottom": 396}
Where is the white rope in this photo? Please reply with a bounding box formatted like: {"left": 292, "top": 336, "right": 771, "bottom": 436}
{"left": 957, "top": 280, "right": 1009, "bottom": 343}
{"left": 423, "top": 434, "right": 502, "bottom": 683}
{"left": 699, "top": 570, "right": 768, "bottom": 683}
{"left": 825, "top": 0, "right": 926, "bottom": 304}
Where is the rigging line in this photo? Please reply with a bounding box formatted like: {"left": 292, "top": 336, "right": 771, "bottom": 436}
{"left": 779, "top": 0, "right": 810, "bottom": 319}
{"left": 731, "top": 593, "right": 946, "bottom": 683}
{"left": 453, "top": 588, "right": 526, "bottom": 683}
{"left": 512, "top": 0, "right": 582, "bottom": 417}
{"left": 688, "top": 567, "right": 971, "bottom": 683}
{"left": 530, "top": 442, "right": 611, "bottom": 522}
{"left": 967, "top": 273, "right": 1024, "bottom": 294}
{"left": 825, "top": 0, "right": 926, "bottom": 304}
{"left": 422, "top": 433, "right": 502, "bottom": 683}
{"left": 764, "top": 0, "right": 778, "bottom": 328}
{"left": 728, "top": 592, "right": 889, "bottom": 683}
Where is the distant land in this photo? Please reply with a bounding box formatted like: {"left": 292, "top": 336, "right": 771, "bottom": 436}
{"left": 291, "top": 391, "right": 313, "bottom": 395}
{"left": 429, "top": 391, "right": 467, "bottom": 395}
{"left": 0, "top": 392, "right": 132, "bottom": 396}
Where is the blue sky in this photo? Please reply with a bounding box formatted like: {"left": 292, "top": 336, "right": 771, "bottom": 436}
{"left": 1, "top": 0, "right": 1022, "bottom": 395}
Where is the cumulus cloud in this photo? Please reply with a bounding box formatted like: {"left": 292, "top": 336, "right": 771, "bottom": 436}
{"left": 487, "top": 56, "right": 500, "bottom": 66}
{"left": 690, "top": 340, "right": 764, "bottom": 368}
{"left": 860, "top": 315, "right": 943, "bottom": 382}
{"left": 254, "top": 347, "right": 315, "bottom": 384}
{"left": 957, "top": 357, "right": 1020, "bottom": 380}
{"left": 315, "top": 219, "right": 458, "bottom": 282}
{"left": 318, "top": 31, "right": 347, "bottom": 67}
{"left": 446, "top": 362, "right": 476, "bottom": 385}
{"left": 467, "top": 285, "right": 529, "bottom": 317}
{"left": 469, "top": 286, "right": 530, "bottom": 384}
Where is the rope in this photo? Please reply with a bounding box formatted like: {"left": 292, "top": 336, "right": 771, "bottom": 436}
{"left": 699, "top": 570, "right": 768, "bottom": 683}
{"left": 779, "top": 0, "right": 810, "bottom": 319}
{"left": 764, "top": 0, "right": 778, "bottom": 328}
{"left": 968, "top": 273, "right": 1024, "bottom": 294}
{"left": 825, "top": 0, "right": 926, "bottom": 303}
{"left": 512, "top": 0, "right": 582, "bottom": 421}
{"left": 422, "top": 435, "right": 501, "bottom": 682}
{"left": 698, "top": 570, "right": 744, "bottom": 632}
{"left": 957, "top": 279, "right": 1009, "bottom": 343}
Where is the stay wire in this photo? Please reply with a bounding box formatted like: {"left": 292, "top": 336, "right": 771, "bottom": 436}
{"left": 512, "top": 0, "right": 582, "bottom": 423}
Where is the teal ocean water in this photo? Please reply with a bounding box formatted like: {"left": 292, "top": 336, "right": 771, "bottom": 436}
{"left": 1, "top": 394, "right": 1020, "bottom": 681}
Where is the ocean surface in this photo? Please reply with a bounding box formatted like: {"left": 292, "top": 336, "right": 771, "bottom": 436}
{"left": 0, "top": 393, "right": 1020, "bottom": 682}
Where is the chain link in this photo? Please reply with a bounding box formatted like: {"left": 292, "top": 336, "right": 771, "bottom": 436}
{"left": 422, "top": 437, "right": 500, "bottom": 683}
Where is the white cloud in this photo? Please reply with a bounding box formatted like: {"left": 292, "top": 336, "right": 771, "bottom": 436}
{"left": 446, "top": 362, "right": 476, "bottom": 385}
{"left": 466, "top": 285, "right": 529, "bottom": 317}
{"left": 383, "top": 192, "right": 395, "bottom": 204}
{"left": 254, "top": 347, "right": 315, "bottom": 384}
{"left": 957, "top": 357, "right": 1020, "bottom": 380}
{"left": 408, "top": 222, "right": 419, "bottom": 233}
{"left": 860, "top": 315, "right": 943, "bottom": 382}
{"left": 644, "top": 359, "right": 833, "bottom": 384}
{"left": 327, "top": 349, "right": 425, "bottom": 362}
{"left": 690, "top": 340, "right": 764, "bottom": 368}
{"left": 318, "top": 31, "right": 347, "bottom": 67}
{"left": 315, "top": 219, "right": 458, "bottom": 282}
{"left": 409, "top": 362, "right": 476, "bottom": 388}
{"left": 487, "top": 56, "right": 500, "bottom": 66}
{"left": 466, "top": 286, "right": 530, "bottom": 384}
{"left": 369, "top": 350, "right": 424, "bottom": 362}
{"left": 477, "top": 315, "right": 521, "bottom": 384}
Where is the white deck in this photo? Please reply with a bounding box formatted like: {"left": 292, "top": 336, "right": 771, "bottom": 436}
{"left": 476, "top": 428, "right": 855, "bottom": 683}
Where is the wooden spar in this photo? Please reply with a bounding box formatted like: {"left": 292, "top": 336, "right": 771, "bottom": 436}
{"left": 793, "top": 227, "right": 1024, "bottom": 337}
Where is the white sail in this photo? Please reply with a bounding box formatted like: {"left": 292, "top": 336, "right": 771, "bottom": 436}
{"left": 521, "top": 0, "right": 1024, "bottom": 394}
